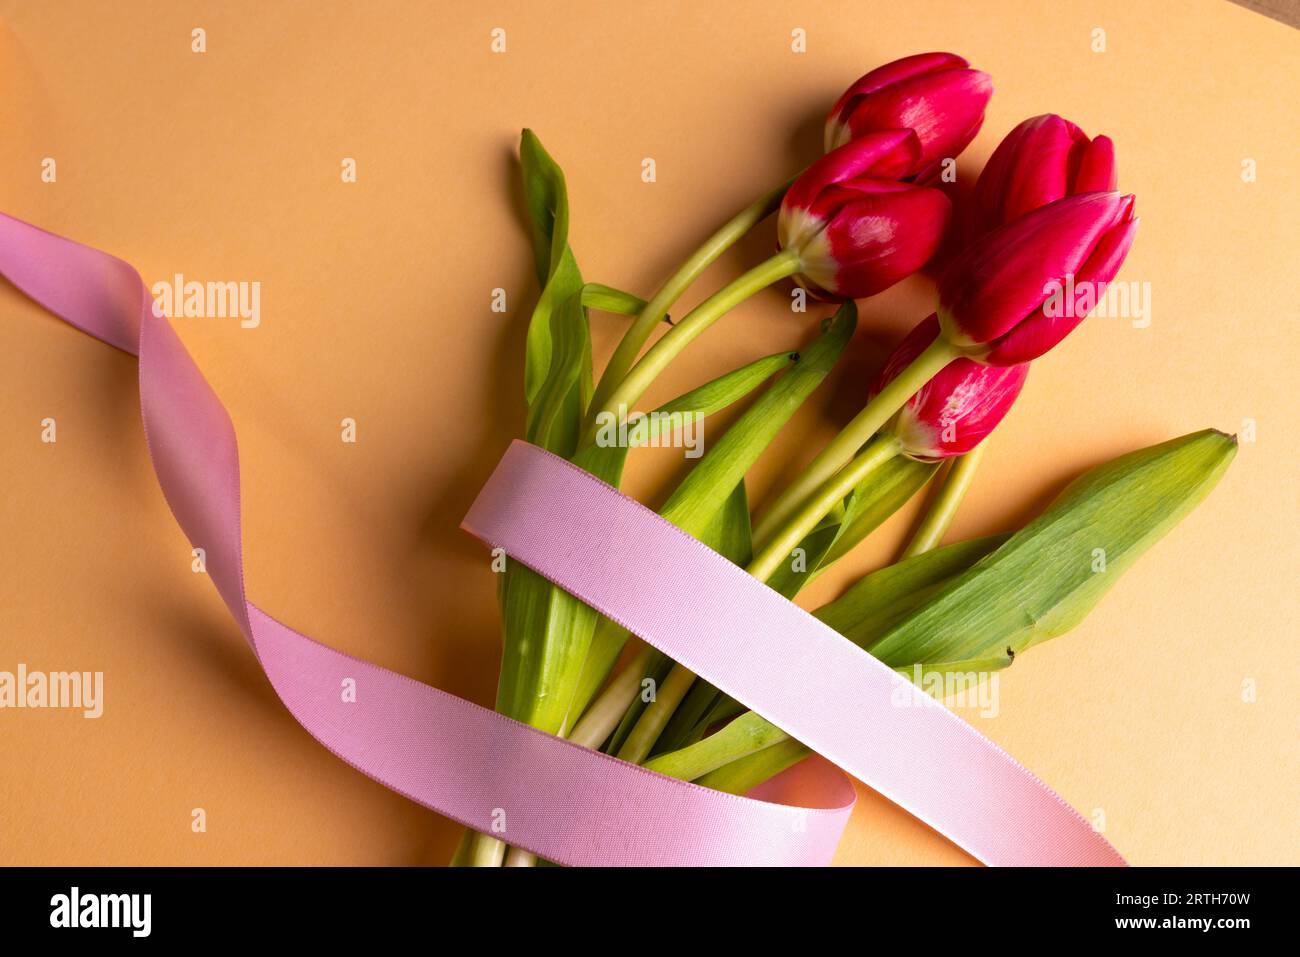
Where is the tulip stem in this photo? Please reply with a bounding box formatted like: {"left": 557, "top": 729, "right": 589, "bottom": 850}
{"left": 614, "top": 434, "right": 901, "bottom": 766}
{"left": 588, "top": 180, "right": 792, "bottom": 419}
{"left": 503, "top": 847, "right": 538, "bottom": 868}
{"left": 568, "top": 644, "right": 653, "bottom": 749}
{"left": 900, "top": 444, "right": 985, "bottom": 559}
{"left": 752, "top": 335, "right": 958, "bottom": 549}
{"left": 467, "top": 835, "right": 506, "bottom": 867}
{"left": 583, "top": 248, "right": 802, "bottom": 447}
{"left": 750, "top": 432, "right": 902, "bottom": 580}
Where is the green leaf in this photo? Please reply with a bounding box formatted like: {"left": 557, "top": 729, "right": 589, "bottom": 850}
{"left": 702, "top": 479, "right": 755, "bottom": 567}
{"left": 495, "top": 132, "right": 604, "bottom": 732}
{"left": 865, "top": 429, "right": 1237, "bottom": 665}
{"left": 519, "top": 130, "right": 590, "bottom": 416}
{"left": 525, "top": 289, "right": 587, "bottom": 455}
{"left": 494, "top": 437, "right": 627, "bottom": 734}
{"left": 621, "top": 351, "right": 797, "bottom": 449}
{"left": 519, "top": 129, "right": 568, "bottom": 286}
{"left": 580, "top": 283, "right": 649, "bottom": 317}
{"left": 814, "top": 534, "right": 1010, "bottom": 650}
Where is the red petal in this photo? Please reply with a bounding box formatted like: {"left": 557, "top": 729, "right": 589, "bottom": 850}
{"left": 939, "top": 191, "right": 1131, "bottom": 345}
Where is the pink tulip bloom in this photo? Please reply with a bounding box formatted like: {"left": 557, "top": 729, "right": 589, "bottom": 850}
{"left": 825, "top": 52, "right": 993, "bottom": 180}
{"left": 938, "top": 191, "right": 1138, "bottom": 365}
{"left": 871, "top": 314, "right": 1029, "bottom": 460}
{"left": 971, "top": 114, "right": 1117, "bottom": 236}
{"left": 779, "top": 131, "right": 952, "bottom": 300}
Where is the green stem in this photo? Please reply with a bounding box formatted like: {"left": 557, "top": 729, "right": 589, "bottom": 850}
{"left": 587, "top": 180, "right": 791, "bottom": 417}
{"left": 614, "top": 661, "right": 697, "bottom": 765}
{"left": 900, "top": 444, "right": 986, "bottom": 559}
{"left": 504, "top": 847, "right": 537, "bottom": 867}
{"left": 643, "top": 711, "right": 789, "bottom": 780}
{"left": 695, "top": 738, "right": 811, "bottom": 794}
{"left": 467, "top": 835, "right": 506, "bottom": 867}
{"left": 568, "top": 644, "right": 652, "bottom": 749}
{"left": 583, "top": 249, "right": 802, "bottom": 447}
{"left": 748, "top": 433, "right": 901, "bottom": 580}
{"left": 614, "top": 435, "right": 901, "bottom": 765}
{"left": 752, "top": 335, "right": 959, "bottom": 549}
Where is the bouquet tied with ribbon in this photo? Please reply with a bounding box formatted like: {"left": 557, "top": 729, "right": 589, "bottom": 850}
{"left": 453, "top": 52, "right": 1234, "bottom": 866}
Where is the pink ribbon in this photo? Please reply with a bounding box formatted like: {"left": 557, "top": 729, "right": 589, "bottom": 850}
{"left": 1, "top": 210, "right": 1125, "bottom": 866}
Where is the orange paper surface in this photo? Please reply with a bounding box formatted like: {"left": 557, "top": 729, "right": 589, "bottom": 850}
{"left": 1, "top": 0, "right": 1296, "bottom": 865}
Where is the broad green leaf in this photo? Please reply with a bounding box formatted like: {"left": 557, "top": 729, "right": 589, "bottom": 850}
{"left": 525, "top": 289, "right": 586, "bottom": 454}
{"left": 901, "top": 656, "right": 1018, "bottom": 679}
{"left": 520, "top": 129, "right": 567, "bottom": 284}
{"left": 866, "top": 429, "right": 1237, "bottom": 665}
{"left": 701, "top": 478, "right": 755, "bottom": 567}
{"left": 815, "top": 534, "right": 1009, "bottom": 649}
{"left": 495, "top": 436, "right": 627, "bottom": 733}
{"left": 514, "top": 128, "right": 592, "bottom": 439}
{"left": 497, "top": 131, "right": 600, "bottom": 731}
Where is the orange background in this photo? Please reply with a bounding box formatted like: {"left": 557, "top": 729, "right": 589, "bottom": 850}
{"left": 1, "top": 1, "right": 1296, "bottom": 866}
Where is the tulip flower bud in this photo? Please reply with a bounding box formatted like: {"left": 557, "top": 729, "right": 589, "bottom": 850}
{"left": 825, "top": 52, "right": 993, "bottom": 180}
{"left": 937, "top": 191, "right": 1138, "bottom": 366}
{"left": 971, "top": 114, "right": 1117, "bottom": 236}
{"left": 871, "top": 314, "right": 1028, "bottom": 461}
{"left": 778, "top": 131, "right": 952, "bottom": 300}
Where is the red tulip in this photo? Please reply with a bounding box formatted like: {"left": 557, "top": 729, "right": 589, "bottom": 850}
{"left": 778, "top": 131, "right": 952, "bottom": 300}
{"left": 971, "top": 114, "right": 1117, "bottom": 236}
{"left": 871, "top": 314, "right": 1028, "bottom": 461}
{"left": 825, "top": 52, "right": 993, "bottom": 180}
{"left": 938, "top": 191, "right": 1138, "bottom": 365}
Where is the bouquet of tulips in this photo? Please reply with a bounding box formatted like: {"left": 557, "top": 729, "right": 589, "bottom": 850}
{"left": 455, "top": 53, "right": 1234, "bottom": 866}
